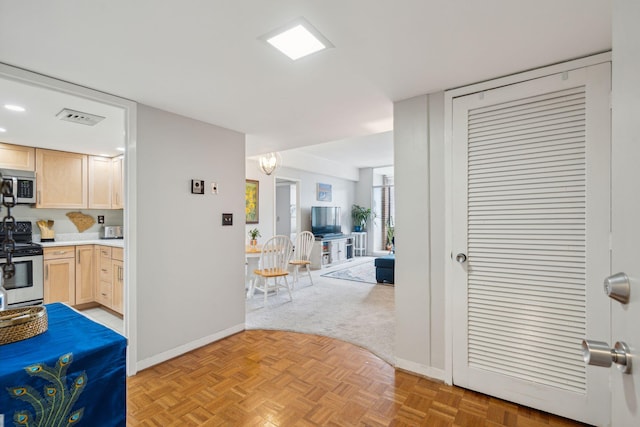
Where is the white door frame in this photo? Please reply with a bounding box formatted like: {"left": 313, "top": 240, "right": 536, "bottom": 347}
{"left": 443, "top": 52, "right": 612, "bottom": 386}
{"left": 0, "top": 63, "right": 139, "bottom": 376}
{"left": 273, "top": 175, "right": 301, "bottom": 240}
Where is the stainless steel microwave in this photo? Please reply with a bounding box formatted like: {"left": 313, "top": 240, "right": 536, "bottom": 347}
{"left": 0, "top": 169, "right": 36, "bottom": 204}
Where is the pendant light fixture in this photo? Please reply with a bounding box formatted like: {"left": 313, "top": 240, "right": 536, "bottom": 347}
{"left": 258, "top": 152, "right": 282, "bottom": 175}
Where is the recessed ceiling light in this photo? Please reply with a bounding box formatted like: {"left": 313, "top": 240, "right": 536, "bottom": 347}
{"left": 261, "top": 18, "right": 333, "bottom": 60}
{"left": 0, "top": 127, "right": 6, "bottom": 133}
{"left": 116, "top": 147, "right": 125, "bottom": 152}
{"left": 4, "top": 104, "right": 25, "bottom": 112}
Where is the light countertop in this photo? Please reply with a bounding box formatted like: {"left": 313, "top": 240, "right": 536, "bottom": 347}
{"left": 39, "top": 239, "right": 124, "bottom": 248}
{"left": 35, "top": 232, "right": 124, "bottom": 248}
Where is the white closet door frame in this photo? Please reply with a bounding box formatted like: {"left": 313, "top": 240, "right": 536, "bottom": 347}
{"left": 443, "top": 55, "right": 611, "bottom": 426}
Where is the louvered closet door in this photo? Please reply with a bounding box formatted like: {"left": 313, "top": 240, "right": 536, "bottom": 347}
{"left": 451, "top": 63, "right": 611, "bottom": 426}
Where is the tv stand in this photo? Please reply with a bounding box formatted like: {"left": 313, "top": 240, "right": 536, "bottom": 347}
{"left": 310, "top": 235, "right": 353, "bottom": 269}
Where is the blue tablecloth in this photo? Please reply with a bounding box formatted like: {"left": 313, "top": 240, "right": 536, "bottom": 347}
{"left": 0, "top": 303, "right": 127, "bottom": 426}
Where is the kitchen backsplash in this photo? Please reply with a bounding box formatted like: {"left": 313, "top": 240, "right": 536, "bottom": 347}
{"left": 10, "top": 205, "right": 123, "bottom": 235}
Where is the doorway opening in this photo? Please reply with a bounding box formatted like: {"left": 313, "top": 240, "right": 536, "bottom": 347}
{"left": 275, "top": 177, "right": 300, "bottom": 242}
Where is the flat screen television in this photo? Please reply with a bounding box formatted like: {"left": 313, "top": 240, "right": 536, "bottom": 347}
{"left": 311, "top": 206, "right": 342, "bottom": 236}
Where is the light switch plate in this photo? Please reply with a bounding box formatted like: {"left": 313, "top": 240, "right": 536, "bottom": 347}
{"left": 191, "top": 179, "right": 204, "bottom": 194}
{"left": 222, "top": 213, "right": 233, "bottom": 226}
{"left": 211, "top": 182, "right": 218, "bottom": 194}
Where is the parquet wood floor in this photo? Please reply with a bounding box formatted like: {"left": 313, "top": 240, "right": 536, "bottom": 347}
{"left": 127, "top": 330, "right": 590, "bottom": 426}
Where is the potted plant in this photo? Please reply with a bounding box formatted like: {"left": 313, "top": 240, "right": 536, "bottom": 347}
{"left": 386, "top": 225, "right": 395, "bottom": 251}
{"left": 351, "top": 204, "right": 375, "bottom": 232}
{"left": 248, "top": 228, "right": 261, "bottom": 247}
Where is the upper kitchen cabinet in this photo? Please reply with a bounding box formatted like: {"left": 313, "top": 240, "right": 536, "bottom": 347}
{"left": 111, "top": 156, "right": 124, "bottom": 209}
{"left": 88, "top": 155, "right": 112, "bottom": 209}
{"left": 36, "top": 148, "right": 87, "bottom": 208}
{"left": 0, "top": 142, "right": 36, "bottom": 171}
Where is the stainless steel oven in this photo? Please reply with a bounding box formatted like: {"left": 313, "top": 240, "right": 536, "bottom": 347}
{"left": 2, "top": 253, "right": 44, "bottom": 307}
{"left": 0, "top": 221, "right": 44, "bottom": 308}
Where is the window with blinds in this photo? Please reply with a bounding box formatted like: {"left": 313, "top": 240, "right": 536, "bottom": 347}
{"left": 466, "top": 86, "right": 587, "bottom": 393}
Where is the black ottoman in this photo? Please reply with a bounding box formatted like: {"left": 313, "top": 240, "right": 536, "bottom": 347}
{"left": 374, "top": 255, "right": 395, "bottom": 284}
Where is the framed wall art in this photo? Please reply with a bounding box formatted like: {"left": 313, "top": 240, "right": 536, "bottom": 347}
{"left": 316, "top": 182, "right": 332, "bottom": 202}
{"left": 245, "top": 179, "right": 259, "bottom": 223}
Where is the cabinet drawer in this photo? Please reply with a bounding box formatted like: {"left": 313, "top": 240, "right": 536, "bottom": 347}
{"left": 99, "top": 262, "right": 112, "bottom": 282}
{"left": 96, "top": 280, "right": 112, "bottom": 306}
{"left": 44, "top": 246, "right": 76, "bottom": 260}
{"left": 112, "top": 247, "right": 123, "bottom": 261}
{"left": 99, "top": 246, "right": 112, "bottom": 259}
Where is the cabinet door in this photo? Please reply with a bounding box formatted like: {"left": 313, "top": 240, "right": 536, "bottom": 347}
{"left": 0, "top": 142, "right": 35, "bottom": 171}
{"left": 112, "top": 156, "right": 124, "bottom": 209}
{"left": 75, "top": 245, "right": 95, "bottom": 304}
{"left": 88, "top": 156, "right": 112, "bottom": 209}
{"left": 335, "top": 241, "right": 347, "bottom": 262}
{"left": 112, "top": 260, "right": 123, "bottom": 314}
{"left": 44, "top": 258, "right": 76, "bottom": 305}
{"left": 36, "top": 148, "right": 87, "bottom": 208}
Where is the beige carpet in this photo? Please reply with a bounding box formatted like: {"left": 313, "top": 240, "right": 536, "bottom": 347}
{"left": 245, "top": 258, "right": 395, "bottom": 364}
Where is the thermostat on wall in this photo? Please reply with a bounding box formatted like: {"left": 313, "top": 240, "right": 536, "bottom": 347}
{"left": 191, "top": 179, "right": 204, "bottom": 194}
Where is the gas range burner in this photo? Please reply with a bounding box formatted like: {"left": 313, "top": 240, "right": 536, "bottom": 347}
{"left": 0, "top": 221, "right": 44, "bottom": 257}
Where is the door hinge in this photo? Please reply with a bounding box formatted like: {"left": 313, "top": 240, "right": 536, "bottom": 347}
{"left": 609, "top": 232, "right": 613, "bottom": 251}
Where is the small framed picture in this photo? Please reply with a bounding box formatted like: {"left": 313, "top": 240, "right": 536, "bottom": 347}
{"left": 245, "top": 179, "right": 259, "bottom": 224}
{"left": 317, "top": 183, "right": 332, "bottom": 202}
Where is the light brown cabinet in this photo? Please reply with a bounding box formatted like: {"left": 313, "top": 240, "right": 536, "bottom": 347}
{"left": 75, "top": 245, "right": 96, "bottom": 304}
{"left": 96, "top": 246, "right": 113, "bottom": 308}
{"left": 43, "top": 244, "right": 123, "bottom": 312}
{"left": 96, "top": 245, "right": 123, "bottom": 314}
{"left": 112, "top": 156, "right": 124, "bottom": 209}
{"left": 112, "top": 259, "right": 124, "bottom": 314}
{"left": 88, "top": 156, "right": 112, "bottom": 209}
{"left": 36, "top": 148, "right": 87, "bottom": 208}
{"left": 44, "top": 246, "right": 76, "bottom": 305}
{"left": 0, "top": 142, "right": 35, "bottom": 171}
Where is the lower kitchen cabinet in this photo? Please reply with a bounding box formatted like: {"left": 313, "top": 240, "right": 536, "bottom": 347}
{"left": 111, "top": 247, "right": 124, "bottom": 315}
{"left": 44, "top": 246, "right": 76, "bottom": 305}
{"left": 112, "top": 260, "right": 123, "bottom": 314}
{"left": 43, "top": 244, "right": 124, "bottom": 314}
{"left": 75, "top": 245, "right": 96, "bottom": 304}
{"left": 96, "top": 245, "right": 123, "bottom": 315}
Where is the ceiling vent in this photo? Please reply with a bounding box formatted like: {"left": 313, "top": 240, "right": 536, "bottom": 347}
{"left": 56, "top": 108, "right": 105, "bottom": 126}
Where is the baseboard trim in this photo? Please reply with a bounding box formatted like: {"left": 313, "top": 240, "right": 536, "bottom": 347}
{"left": 395, "top": 357, "right": 446, "bottom": 382}
{"left": 136, "top": 323, "right": 245, "bottom": 372}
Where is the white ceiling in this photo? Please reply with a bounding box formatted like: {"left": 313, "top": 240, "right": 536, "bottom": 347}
{"left": 0, "top": 1, "right": 611, "bottom": 168}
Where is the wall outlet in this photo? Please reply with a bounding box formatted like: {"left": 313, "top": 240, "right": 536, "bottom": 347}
{"left": 222, "top": 213, "right": 233, "bottom": 226}
{"left": 97, "top": 215, "right": 105, "bottom": 224}
{"left": 211, "top": 182, "right": 218, "bottom": 194}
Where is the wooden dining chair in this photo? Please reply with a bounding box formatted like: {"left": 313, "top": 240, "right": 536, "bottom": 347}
{"left": 289, "top": 231, "right": 315, "bottom": 288}
{"left": 251, "top": 235, "right": 294, "bottom": 306}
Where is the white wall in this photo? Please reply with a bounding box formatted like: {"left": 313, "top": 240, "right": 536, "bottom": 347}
{"left": 355, "top": 168, "right": 375, "bottom": 254}
{"left": 611, "top": 1, "right": 640, "bottom": 424}
{"left": 394, "top": 94, "right": 447, "bottom": 379}
{"left": 279, "top": 166, "right": 356, "bottom": 235}
{"left": 248, "top": 165, "right": 357, "bottom": 237}
{"left": 136, "top": 105, "right": 246, "bottom": 368}
{"left": 275, "top": 184, "right": 292, "bottom": 237}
